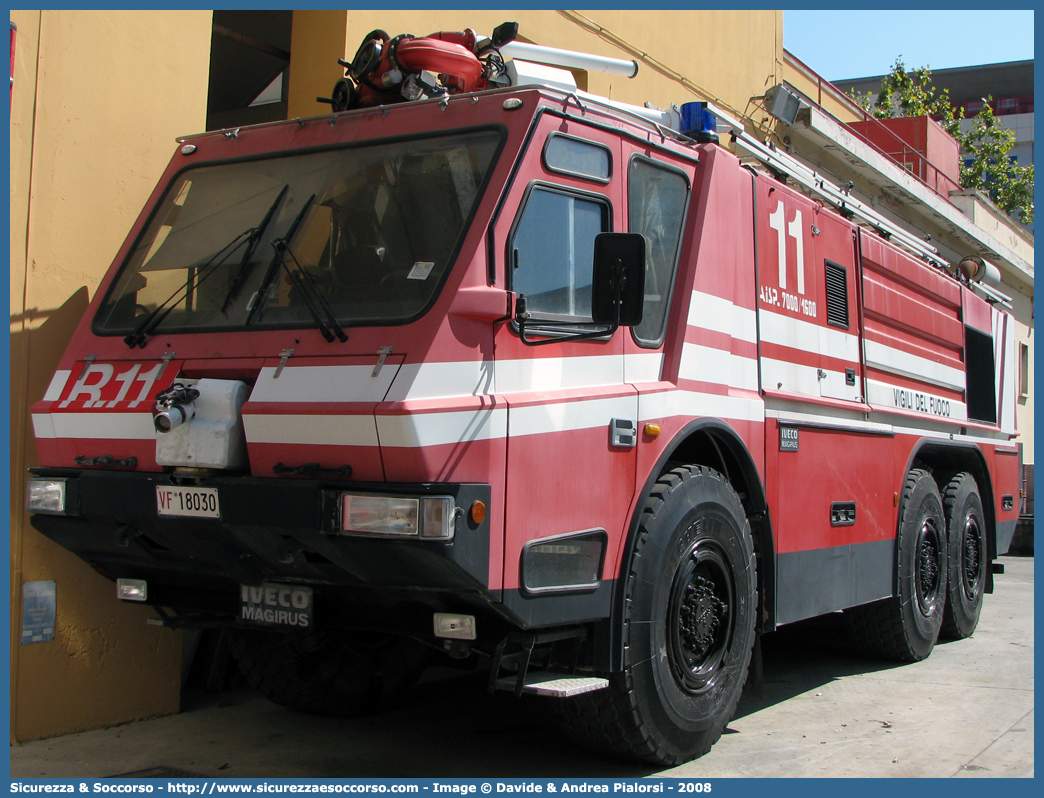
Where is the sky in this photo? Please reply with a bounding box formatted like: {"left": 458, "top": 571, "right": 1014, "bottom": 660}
{"left": 783, "top": 9, "right": 1035, "bottom": 81}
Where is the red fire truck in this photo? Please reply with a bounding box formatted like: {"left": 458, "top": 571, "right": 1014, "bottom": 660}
{"left": 27, "top": 24, "right": 1020, "bottom": 765}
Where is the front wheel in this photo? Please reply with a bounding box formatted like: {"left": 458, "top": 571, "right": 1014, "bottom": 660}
{"left": 557, "top": 465, "right": 757, "bottom": 765}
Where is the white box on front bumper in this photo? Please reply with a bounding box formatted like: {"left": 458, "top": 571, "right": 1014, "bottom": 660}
{"left": 156, "top": 378, "right": 249, "bottom": 469}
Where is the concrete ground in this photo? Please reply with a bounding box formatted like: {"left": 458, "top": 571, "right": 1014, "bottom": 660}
{"left": 10, "top": 556, "right": 1033, "bottom": 779}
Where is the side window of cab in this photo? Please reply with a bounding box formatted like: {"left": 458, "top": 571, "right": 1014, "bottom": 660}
{"left": 628, "top": 156, "right": 689, "bottom": 346}
{"left": 510, "top": 185, "right": 611, "bottom": 322}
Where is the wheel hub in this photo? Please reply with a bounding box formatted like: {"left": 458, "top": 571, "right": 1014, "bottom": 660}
{"left": 679, "top": 575, "right": 727, "bottom": 658}
{"left": 961, "top": 519, "right": 983, "bottom": 599}
{"left": 915, "top": 518, "right": 943, "bottom": 615}
{"left": 667, "top": 535, "right": 735, "bottom": 695}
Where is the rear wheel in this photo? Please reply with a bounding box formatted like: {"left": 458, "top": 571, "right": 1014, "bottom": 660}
{"left": 557, "top": 465, "right": 756, "bottom": 765}
{"left": 846, "top": 468, "right": 947, "bottom": 662}
{"left": 940, "top": 473, "right": 987, "bottom": 639}
{"left": 230, "top": 627, "right": 426, "bottom": 717}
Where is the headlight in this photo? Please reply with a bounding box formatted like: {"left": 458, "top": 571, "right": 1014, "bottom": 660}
{"left": 26, "top": 478, "right": 67, "bottom": 515}
{"left": 340, "top": 494, "right": 456, "bottom": 540}
{"left": 116, "top": 578, "right": 148, "bottom": 602}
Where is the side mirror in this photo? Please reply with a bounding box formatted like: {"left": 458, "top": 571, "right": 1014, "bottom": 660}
{"left": 591, "top": 233, "right": 645, "bottom": 327}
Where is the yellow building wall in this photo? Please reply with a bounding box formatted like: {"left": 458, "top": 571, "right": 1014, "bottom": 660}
{"left": 10, "top": 9, "right": 213, "bottom": 743}
{"left": 289, "top": 10, "right": 783, "bottom": 126}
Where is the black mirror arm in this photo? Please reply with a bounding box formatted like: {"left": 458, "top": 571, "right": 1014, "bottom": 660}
{"left": 514, "top": 292, "right": 620, "bottom": 347}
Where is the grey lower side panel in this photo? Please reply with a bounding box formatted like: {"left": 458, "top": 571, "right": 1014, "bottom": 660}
{"left": 996, "top": 519, "right": 1018, "bottom": 555}
{"left": 500, "top": 580, "right": 614, "bottom": 629}
{"left": 775, "top": 538, "right": 895, "bottom": 627}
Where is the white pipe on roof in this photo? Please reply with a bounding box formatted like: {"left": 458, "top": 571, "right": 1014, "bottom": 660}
{"left": 500, "top": 40, "right": 638, "bottom": 78}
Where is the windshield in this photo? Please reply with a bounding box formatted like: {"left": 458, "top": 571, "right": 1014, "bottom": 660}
{"left": 95, "top": 129, "right": 502, "bottom": 336}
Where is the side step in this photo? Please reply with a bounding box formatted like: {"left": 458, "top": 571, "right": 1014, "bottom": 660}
{"left": 489, "top": 627, "right": 606, "bottom": 697}
{"left": 494, "top": 673, "right": 609, "bottom": 698}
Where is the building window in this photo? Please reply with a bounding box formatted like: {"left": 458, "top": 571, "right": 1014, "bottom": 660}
{"left": 1019, "top": 341, "right": 1030, "bottom": 401}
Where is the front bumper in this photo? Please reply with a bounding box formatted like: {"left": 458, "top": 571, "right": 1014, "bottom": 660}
{"left": 29, "top": 469, "right": 493, "bottom": 624}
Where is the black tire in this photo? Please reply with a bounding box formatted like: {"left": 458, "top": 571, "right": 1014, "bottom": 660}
{"left": 940, "top": 473, "right": 987, "bottom": 639}
{"left": 230, "top": 627, "right": 426, "bottom": 717}
{"left": 557, "top": 465, "right": 756, "bottom": 765}
{"left": 846, "top": 468, "right": 947, "bottom": 662}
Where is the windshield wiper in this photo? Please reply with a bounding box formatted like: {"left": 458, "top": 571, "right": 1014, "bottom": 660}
{"left": 246, "top": 194, "right": 315, "bottom": 326}
{"left": 281, "top": 245, "right": 348, "bottom": 343}
{"left": 124, "top": 228, "right": 252, "bottom": 348}
{"left": 220, "top": 184, "right": 289, "bottom": 314}
{"left": 245, "top": 192, "right": 347, "bottom": 342}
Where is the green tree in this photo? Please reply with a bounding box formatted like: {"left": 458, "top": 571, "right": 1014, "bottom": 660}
{"left": 850, "top": 57, "right": 1033, "bottom": 225}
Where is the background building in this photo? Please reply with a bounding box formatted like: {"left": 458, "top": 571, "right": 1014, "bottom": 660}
{"left": 834, "top": 60, "right": 1034, "bottom": 235}
{"left": 9, "top": 10, "right": 1032, "bottom": 742}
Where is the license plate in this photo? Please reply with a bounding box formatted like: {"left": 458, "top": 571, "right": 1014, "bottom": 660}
{"left": 156, "top": 485, "right": 220, "bottom": 518}
{"left": 240, "top": 584, "right": 313, "bottom": 628}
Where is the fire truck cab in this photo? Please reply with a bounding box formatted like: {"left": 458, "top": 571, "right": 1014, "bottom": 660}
{"left": 27, "top": 25, "right": 1021, "bottom": 765}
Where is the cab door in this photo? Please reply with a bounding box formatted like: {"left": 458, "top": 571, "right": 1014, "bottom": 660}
{"left": 491, "top": 114, "right": 635, "bottom": 625}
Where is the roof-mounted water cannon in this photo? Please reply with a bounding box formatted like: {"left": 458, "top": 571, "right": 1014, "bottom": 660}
{"left": 318, "top": 22, "right": 520, "bottom": 111}
{"left": 317, "top": 21, "right": 644, "bottom": 112}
